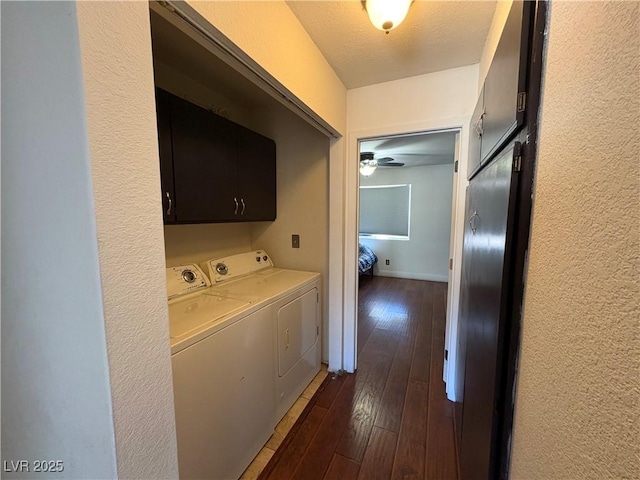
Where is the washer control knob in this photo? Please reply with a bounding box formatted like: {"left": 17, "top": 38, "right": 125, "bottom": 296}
{"left": 181, "top": 269, "right": 196, "bottom": 283}
{"left": 215, "top": 263, "right": 228, "bottom": 276}
{"left": 256, "top": 256, "right": 261, "bottom": 262}
{"left": 263, "top": 255, "right": 268, "bottom": 262}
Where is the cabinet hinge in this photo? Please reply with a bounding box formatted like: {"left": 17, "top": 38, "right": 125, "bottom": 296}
{"left": 454, "top": 160, "right": 459, "bottom": 173}
{"left": 317, "top": 292, "right": 319, "bottom": 303}
{"left": 445, "top": 349, "right": 449, "bottom": 361}
{"left": 158, "top": 1, "right": 176, "bottom": 12}
{"left": 517, "top": 92, "right": 527, "bottom": 112}
{"left": 513, "top": 141, "right": 523, "bottom": 172}
{"left": 449, "top": 258, "right": 453, "bottom": 270}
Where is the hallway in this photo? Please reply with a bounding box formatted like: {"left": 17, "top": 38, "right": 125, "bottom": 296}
{"left": 259, "top": 277, "right": 458, "bottom": 479}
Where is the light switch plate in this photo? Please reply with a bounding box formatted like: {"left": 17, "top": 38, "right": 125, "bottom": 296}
{"left": 292, "top": 234, "right": 300, "bottom": 248}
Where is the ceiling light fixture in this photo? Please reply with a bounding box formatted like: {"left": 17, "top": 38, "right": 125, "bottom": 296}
{"left": 362, "top": 0, "right": 413, "bottom": 34}
{"left": 360, "top": 152, "right": 377, "bottom": 176}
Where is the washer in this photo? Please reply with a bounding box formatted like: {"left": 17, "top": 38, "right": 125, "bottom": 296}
{"left": 167, "top": 262, "right": 274, "bottom": 480}
{"left": 167, "top": 252, "right": 321, "bottom": 480}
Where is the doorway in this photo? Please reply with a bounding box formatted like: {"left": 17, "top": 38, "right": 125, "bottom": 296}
{"left": 354, "top": 130, "right": 459, "bottom": 364}
{"left": 343, "top": 120, "right": 470, "bottom": 401}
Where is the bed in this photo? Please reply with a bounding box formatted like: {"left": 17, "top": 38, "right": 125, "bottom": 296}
{"left": 358, "top": 243, "right": 378, "bottom": 279}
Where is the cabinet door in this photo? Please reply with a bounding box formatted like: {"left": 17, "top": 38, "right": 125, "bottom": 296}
{"left": 468, "top": 86, "right": 485, "bottom": 179}
{"left": 454, "top": 185, "right": 475, "bottom": 449}
{"left": 236, "top": 126, "right": 277, "bottom": 221}
{"left": 170, "top": 94, "right": 238, "bottom": 223}
{"left": 481, "top": 0, "right": 530, "bottom": 163}
{"left": 459, "top": 143, "right": 520, "bottom": 480}
{"left": 155, "top": 89, "right": 176, "bottom": 223}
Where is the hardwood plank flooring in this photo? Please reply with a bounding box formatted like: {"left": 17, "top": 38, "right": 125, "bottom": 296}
{"left": 259, "top": 277, "right": 458, "bottom": 480}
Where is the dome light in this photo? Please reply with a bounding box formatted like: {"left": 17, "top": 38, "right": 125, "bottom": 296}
{"left": 363, "top": 0, "right": 413, "bottom": 34}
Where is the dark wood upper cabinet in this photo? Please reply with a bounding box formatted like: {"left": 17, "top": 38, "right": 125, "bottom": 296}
{"left": 155, "top": 88, "right": 276, "bottom": 224}
{"left": 156, "top": 89, "right": 176, "bottom": 223}
{"left": 468, "top": 0, "right": 532, "bottom": 180}
{"left": 236, "top": 125, "right": 277, "bottom": 221}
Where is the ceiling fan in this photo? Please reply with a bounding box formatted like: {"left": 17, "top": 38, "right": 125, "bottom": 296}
{"left": 360, "top": 152, "right": 404, "bottom": 176}
{"left": 375, "top": 157, "right": 405, "bottom": 167}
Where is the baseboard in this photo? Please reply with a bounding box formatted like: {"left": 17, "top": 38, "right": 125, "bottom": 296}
{"left": 375, "top": 270, "right": 448, "bottom": 283}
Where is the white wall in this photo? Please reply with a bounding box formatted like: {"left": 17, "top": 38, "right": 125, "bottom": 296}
{"left": 187, "top": 1, "right": 346, "bottom": 134}
{"left": 477, "top": 0, "right": 514, "bottom": 91}
{"left": 359, "top": 164, "right": 454, "bottom": 282}
{"left": 75, "top": 2, "right": 179, "bottom": 478}
{"left": 1, "top": 2, "right": 117, "bottom": 477}
{"left": 348, "top": 65, "right": 480, "bottom": 131}
{"left": 511, "top": 2, "right": 639, "bottom": 478}
{"left": 346, "top": 64, "right": 479, "bottom": 374}
{"left": 250, "top": 105, "right": 330, "bottom": 361}
{"left": 164, "top": 224, "right": 253, "bottom": 268}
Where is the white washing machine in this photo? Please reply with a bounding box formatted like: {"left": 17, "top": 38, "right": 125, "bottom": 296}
{"left": 166, "top": 251, "right": 321, "bottom": 480}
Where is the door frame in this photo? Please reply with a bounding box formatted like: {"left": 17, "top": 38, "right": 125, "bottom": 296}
{"left": 344, "top": 117, "right": 470, "bottom": 391}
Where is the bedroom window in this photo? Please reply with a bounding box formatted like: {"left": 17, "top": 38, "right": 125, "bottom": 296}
{"left": 359, "top": 184, "right": 411, "bottom": 240}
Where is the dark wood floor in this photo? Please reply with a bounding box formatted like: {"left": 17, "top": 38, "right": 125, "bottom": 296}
{"left": 259, "top": 276, "right": 459, "bottom": 480}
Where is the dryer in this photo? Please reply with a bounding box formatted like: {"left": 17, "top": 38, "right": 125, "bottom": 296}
{"left": 204, "top": 250, "right": 322, "bottom": 421}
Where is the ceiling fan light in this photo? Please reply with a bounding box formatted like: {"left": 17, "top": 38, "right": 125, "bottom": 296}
{"left": 360, "top": 163, "right": 377, "bottom": 176}
{"left": 365, "top": 0, "right": 412, "bottom": 33}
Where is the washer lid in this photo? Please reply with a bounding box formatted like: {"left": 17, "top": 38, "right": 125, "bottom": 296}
{"left": 168, "top": 294, "right": 250, "bottom": 339}
{"left": 206, "top": 269, "right": 319, "bottom": 300}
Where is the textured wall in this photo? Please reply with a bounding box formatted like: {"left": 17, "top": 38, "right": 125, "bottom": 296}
{"left": 187, "top": 0, "right": 347, "bottom": 134}
{"left": 347, "top": 65, "right": 479, "bottom": 132}
{"left": 512, "top": 2, "right": 640, "bottom": 478}
{"left": 250, "top": 104, "right": 330, "bottom": 360}
{"left": 76, "top": 3, "right": 179, "bottom": 478}
{"left": 164, "top": 223, "right": 253, "bottom": 268}
{"left": 360, "top": 164, "right": 454, "bottom": 282}
{"left": 1, "top": 3, "right": 117, "bottom": 477}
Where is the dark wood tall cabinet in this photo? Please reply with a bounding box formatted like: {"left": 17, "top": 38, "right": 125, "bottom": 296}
{"left": 155, "top": 88, "right": 276, "bottom": 224}
{"left": 456, "top": 1, "right": 547, "bottom": 478}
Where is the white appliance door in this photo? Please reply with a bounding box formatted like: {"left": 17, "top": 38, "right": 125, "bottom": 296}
{"left": 277, "top": 288, "right": 319, "bottom": 377}
{"left": 172, "top": 306, "right": 275, "bottom": 480}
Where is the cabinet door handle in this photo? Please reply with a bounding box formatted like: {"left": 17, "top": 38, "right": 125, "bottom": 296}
{"left": 233, "top": 197, "right": 239, "bottom": 215}
{"left": 475, "top": 112, "right": 485, "bottom": 138}
{"left": 285, "top": 328, "right": 290, "bottom": 349}
{"left": 469, "top": 210, "right": 479, "bottom": 234}
{"left": 240, "top": 198, "right": 246, "bottom": 215}
{"left": 166, "top": 192, "right": 172, "bottom": 216}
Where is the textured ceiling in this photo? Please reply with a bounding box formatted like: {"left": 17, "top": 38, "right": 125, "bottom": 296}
{"left": 286, "top": 1, "right": 497, "bottom": 89}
